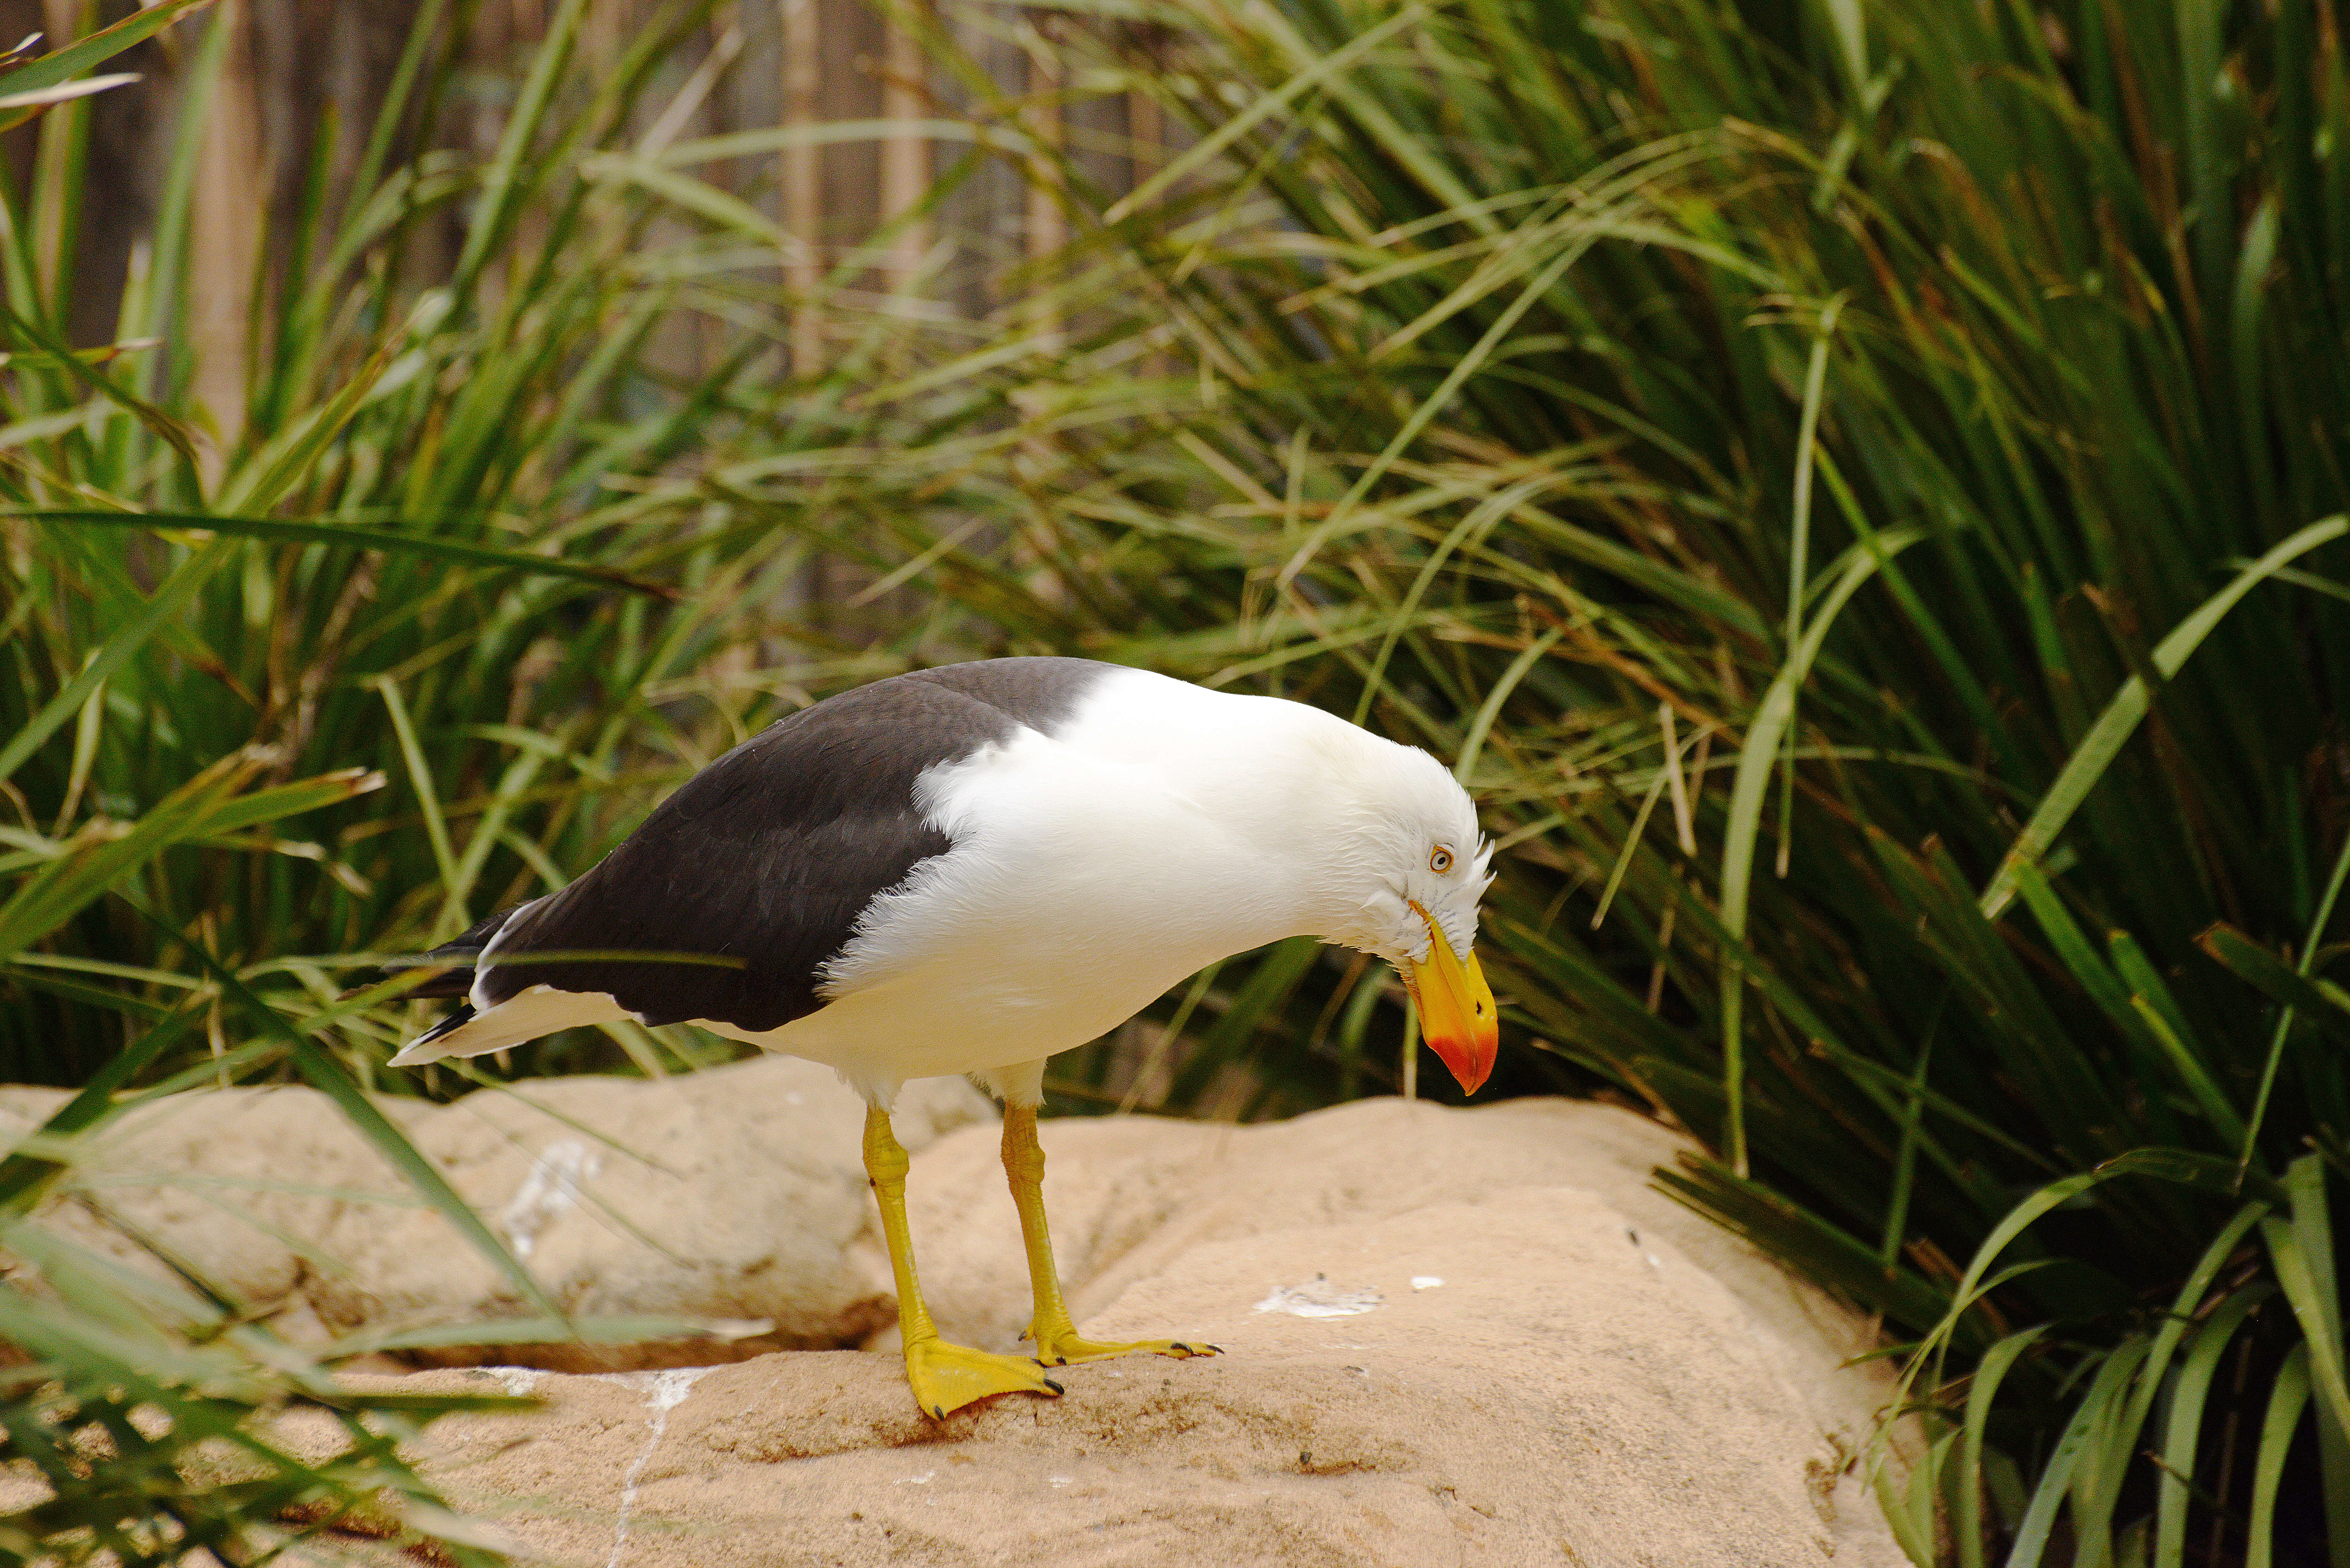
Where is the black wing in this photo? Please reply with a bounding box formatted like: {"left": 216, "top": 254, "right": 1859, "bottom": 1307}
{"left": 468, "top": 658, "right": 1107, "bottom": 1032}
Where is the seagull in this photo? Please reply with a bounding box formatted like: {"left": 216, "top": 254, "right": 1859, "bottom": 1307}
{"left": 387, "top": 657, "right": 1499, "bottom": 1418}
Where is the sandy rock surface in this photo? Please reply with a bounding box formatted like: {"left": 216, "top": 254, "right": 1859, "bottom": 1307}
{"left": 285, "top": 1097, "right": 1904, "bottom": 1568}
{"left": 0, "top": 1057, "right": 990, "bottom": 1365}
{"left": 901, "top": 1097, "right": 1883, "bottom": 1453}
{"left": 6, "top": 1074, "right": 1906, "bottom": 1563}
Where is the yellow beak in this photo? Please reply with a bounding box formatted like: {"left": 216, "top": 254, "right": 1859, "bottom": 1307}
{"left": 1406, "top": 901, "right": 1499, "bottom": 1094}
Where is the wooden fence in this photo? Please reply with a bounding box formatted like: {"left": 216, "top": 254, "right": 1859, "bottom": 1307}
{"left": 49, "top": 0, "right": 1148, "bottom": 438}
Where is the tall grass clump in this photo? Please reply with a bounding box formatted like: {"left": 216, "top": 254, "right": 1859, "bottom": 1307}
{"left": 666, "top": 0, "right": 2350, "bottom": 1560}
{"left": 0, "top": 0, "right": 917, "bottom": 1092}
{"left": 0, "top": 1102, "right": 524, "bottom": 1566}
{"left": 0, "top": 5, "right": 864, "bottom": 1555}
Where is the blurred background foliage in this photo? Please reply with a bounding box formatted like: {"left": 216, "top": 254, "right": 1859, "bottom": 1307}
{"left": 2, "top": 0, "right": 2348, "bottom": 1561}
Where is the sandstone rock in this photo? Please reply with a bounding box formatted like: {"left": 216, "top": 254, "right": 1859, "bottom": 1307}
{"left": 0, "top": 1057, "right": 992, "bottom": 1366}
{"left": 313, "top": 1058, "right": 987, "bottom": 1368}
{"left": 0, "top": 1081, "right": 423, "bottom": 1316}
{"left": 901, "top": 1097, "right": 1886, "bottom": 1453}
{"left": 10, "top": 1078, "right": 1910, "bottom": 1562}
{"left": 254, "top": 1097, "right": 1905, "bottom": 1567}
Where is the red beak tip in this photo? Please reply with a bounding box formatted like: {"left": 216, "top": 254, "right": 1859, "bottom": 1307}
{"left": 1428, "top": 1036, "right": 1498, "bottom": 1097}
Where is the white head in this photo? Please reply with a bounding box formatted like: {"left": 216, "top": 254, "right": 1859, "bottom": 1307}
{"left": 1045, "top": 668, "right": 1502, "bottom": 1088}
{"left": 1294, "top": 721, "right": 1500, "bottom": 1092}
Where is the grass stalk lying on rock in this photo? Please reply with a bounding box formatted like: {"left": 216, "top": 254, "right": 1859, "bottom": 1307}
{"left": 0, "top": 1202, "right": 527, "bottom": 1566}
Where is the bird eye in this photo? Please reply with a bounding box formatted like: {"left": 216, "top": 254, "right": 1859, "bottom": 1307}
{"left": 1429, "top": 846, "right": 1454, "bottom": 874}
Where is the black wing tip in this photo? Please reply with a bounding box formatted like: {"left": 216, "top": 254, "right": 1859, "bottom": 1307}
{"left": 413, "top": 1002, "right": 476, "bottom": 1046}
{"left": 336, "top": 959, "right": 475, "bottom": 1003}
{"left": 401, "top": 962, "right": 480, "bottom": 999}
{"left": 335, "top": 905, "right": 524, "bottom": 1002}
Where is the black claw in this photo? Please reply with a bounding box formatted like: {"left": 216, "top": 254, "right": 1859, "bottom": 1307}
{"left": 1043, "top": 1377, "right": 1065, "bottom": 1394}
{"left": 933, "top": 1405, "right": 946, "bottom": 1419}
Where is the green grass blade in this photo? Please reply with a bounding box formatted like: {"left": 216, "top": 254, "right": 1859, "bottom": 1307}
{"left": 2261, "top": 1153, "right": 2350, "bottom": 1566}
{"left": 1960, "top": 1324, "right": 2051, "bottom": 1568}
{"left": 138, "top": 902, "right": 566, "bottom": 1324}
{"left": 2072, "top": 1202, "right": 2273, "bottom": 1549}
{"left": 372, "top": 675, "right": 460, "bottom": 930}
{"left": 1455, "top": 627, "right": 1563, "bottom": 785}
{"left": 0, "top": 299, "right": 202, "bottom": 475}
{"left": 0, "top": 536, "right": 231, "bottom": 788}
{"left": 0, "top": 0, "right": 216, "bottom": 134}
{"left": 2153, "top": 1283, "right": 2270, "bottom": 1568}
{"left": 2198, "top": 921, "right": 2350, "bottom": 1048}
{"left": 1981, "top": 514, "right": 2350, "bottom": 918}
{"left": 2246, "top": 1343, "right": 2313, "bottom": 1568}
{"left": 2237, "top": 824, "right": 2350, "bottom": 1174}
{"left": 2003, "top": 1347, "right": 2135, "bottom": 1568}
{"left": 0, "top": 758, "right": 381, "bottom": 963}
{"left": 1103, "top": 4, "right": 1432, "bottom": 226}
{"left": 17, "top": 510, "right": 678, "bottom": 598}
{"left": 2124, "top": 994, "right": 2249, "bottom": 1148}
{"left": 1718, "top": 527, "right": 1928, "bottom": 1172}
{"left": 447, "top": 0, "right": 588, "bottom": 298}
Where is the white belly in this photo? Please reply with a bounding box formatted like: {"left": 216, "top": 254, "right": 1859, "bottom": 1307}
{"left": 700, "top": 952, "right": 1192, "bottom": 1088}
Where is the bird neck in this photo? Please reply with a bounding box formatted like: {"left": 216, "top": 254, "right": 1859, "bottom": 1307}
{"left": 1170, "top": 715, "right": 1402, "bottom": 953}
{"left": 1048, "top": 669, "right": 1405, "bottom": 956}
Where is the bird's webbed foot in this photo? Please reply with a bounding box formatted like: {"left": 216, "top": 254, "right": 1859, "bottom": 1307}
{"left": 1024, "top": 1321, "right": 1221, "bottom": 1368}
{"left": 904, "top": 1335, "right": 1064, "bottom": 1420}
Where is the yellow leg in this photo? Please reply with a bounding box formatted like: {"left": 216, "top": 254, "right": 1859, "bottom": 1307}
{"left": 865, "top": 1105, "right": 1062, "bottom": 1419}
{"left": 1002, "top": 1104, "right": 1219, "bottom": 1367}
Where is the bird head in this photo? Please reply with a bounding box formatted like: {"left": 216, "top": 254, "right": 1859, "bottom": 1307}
{"left": 1310, "top": 735, "right": 1501, "bottom": 1095}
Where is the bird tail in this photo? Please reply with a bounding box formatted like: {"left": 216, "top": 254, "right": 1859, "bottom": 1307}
{"left": 367, "top": 899, "right": 631, "bottom": 1068}
{"left": 393, "top": 1001, "right": 480, "bottom": 1061}
{"left": 345, "top": 906, "right": 518, "bottom": 1008}
{"left": 365, "top": 904, "right": 581, "bottom": 1068}
{"left": 388, "top": 984, "right": 627, "bottom": 1067}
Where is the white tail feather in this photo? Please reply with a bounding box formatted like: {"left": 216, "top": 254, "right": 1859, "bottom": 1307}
{"left": 388, "top": 984, "right": 629, "bottom": 1067}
